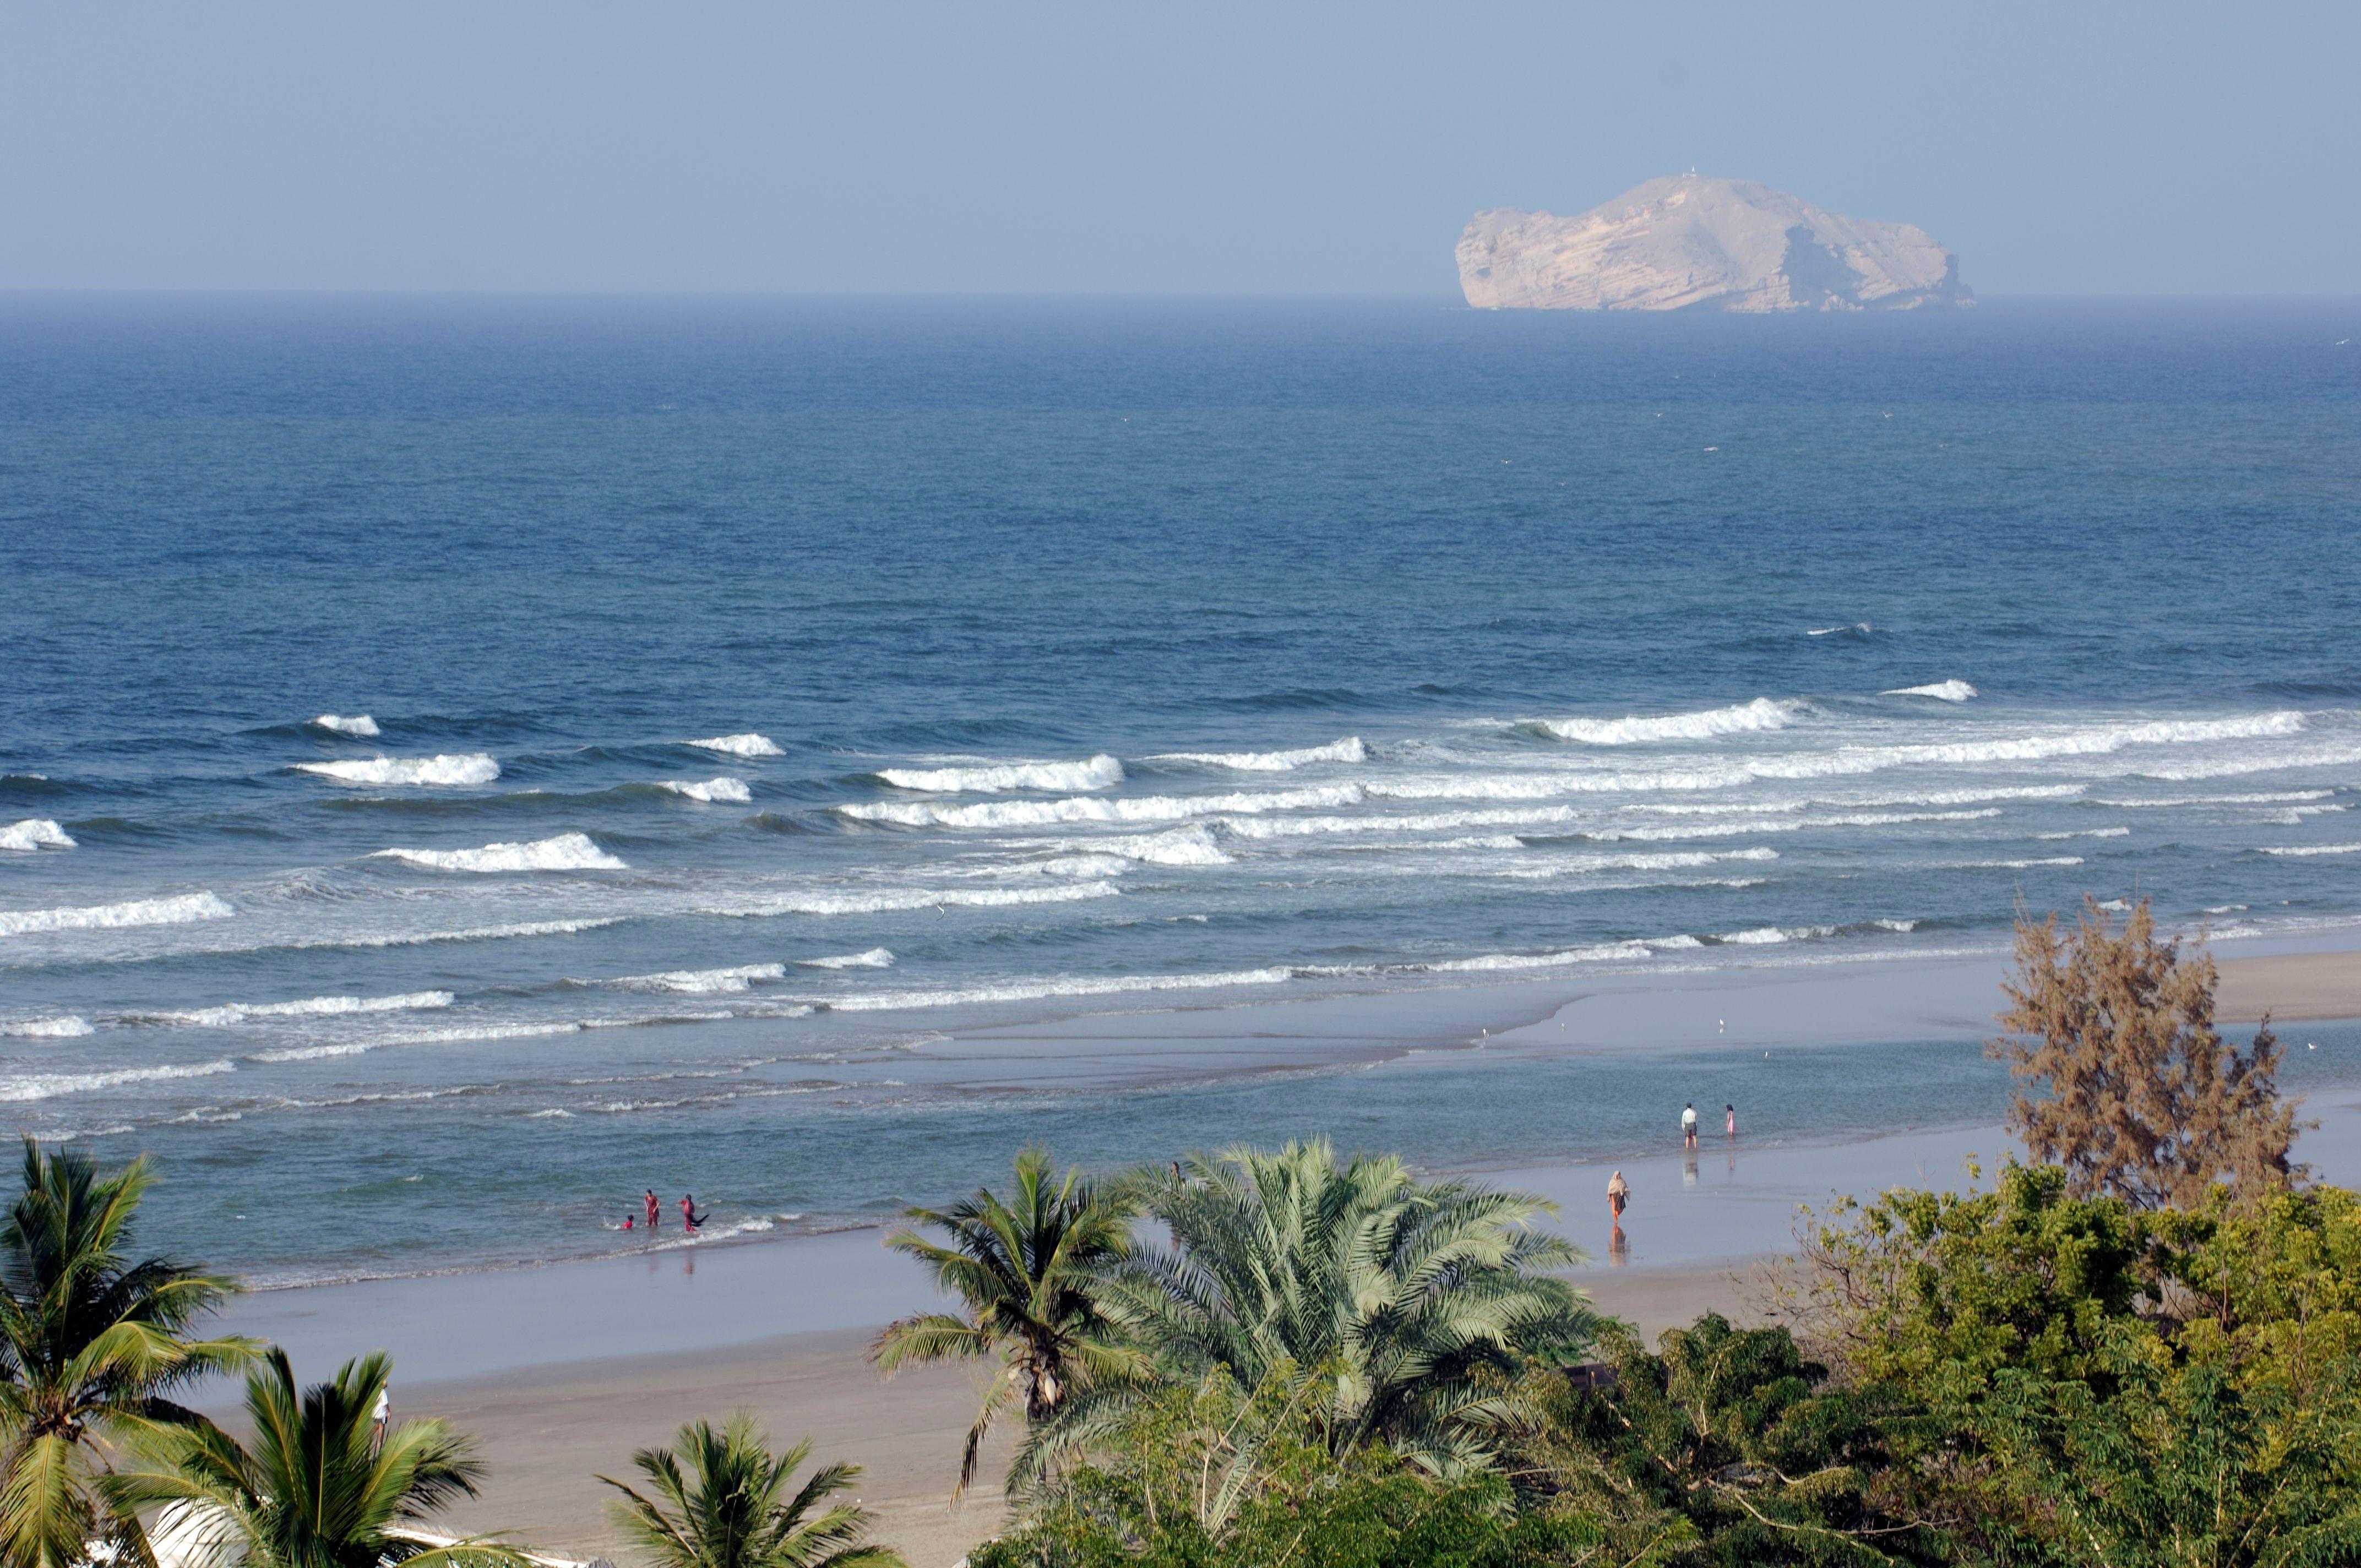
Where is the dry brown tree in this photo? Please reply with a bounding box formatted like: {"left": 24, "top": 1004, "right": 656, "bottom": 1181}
{"left": 1988, "top": 895, "right": 2306, "bottom": 1210}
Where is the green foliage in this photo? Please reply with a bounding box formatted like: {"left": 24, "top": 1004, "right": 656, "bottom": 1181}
{"left": 110, "top": 1348, "right": 519, "bottom": 1568}
{"left": 601, "top": 1411, "right": 904, "bottom": 1568}
{"left": 976, "top": 1363, "right": 1598, "bottom": 1568}
{"left": 1030, "top": 1139, "right": 1593, "bottom": 1486}
{"left": 1505, "top": 1315, "right": 1942, "bottom": 1567}
{"left": 0, "top": 1138, "right": 255, "bottom": 1568}
{"left": 871, "top": 1147, "right": 1141, "bottom": 1494}
{"left": 2152, "top": 1184, "right": 2361, "bottom": 1400}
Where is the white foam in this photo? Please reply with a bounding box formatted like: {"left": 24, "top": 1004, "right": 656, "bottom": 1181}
{"left": 0, "top": 1016, "right": 95, "bottom": 1038}
{"left": 842, "top": 783, "right": 1363, "bottom": 830}
{"left": 372, "top": 832, "right": 626, "bottom": 873}
{"left": 1809, "top": 623, "right": 1873, "bottom": 636}
{"left": 133, "top": 991, "right": 454, "bottom": 1027}
{"left": 2037, "top": 827, "right": 2130, "bottom": 840}
{"left": 1944, "top": 856, "right": 2086, "bottom": 869}
{"left": 1539, "top": 698, "right": 1799, "bottom": 745}
{"left": 688, "top": 733, "right": 784, "bottom": 758}
{"left": 2259, "top": 843, "right": 2361, "bottom": 857}
{"left": 1047, "top": 824, "right": 1233, "bottom": 867}
{"left": 1720, "top": 925, "right": 1838, "bottom": 945}
{"left": 0, "top": 892, "right": 235, "bottom": 938}
{"left": 1872, "top": 918, "right": 1919, "bottom": 932}
{"left": 1882, "top": 680, "right": 1978, "bottom": 702}
{"left": 1422, "top": 940, "right": 1659, "bottom": 973}
{"left": 1588, "top": 807, "right": 2001, "bottom": 842}
{"left": 659, "top": 777, "right": 753, "bottom": 804}
{"left": 795, "top": 948, "right": 895, "bottom": 969}
{"left": 878, "top": 755, "right": 1124, "bottom": 793}
{"left": 285, "top": 917, "right": 628, "bottom": 952}
{"left": 0, "top": 1059, "right": 235, "bottom": 1102}
{"left": 606, "top": 963, "right": 786, "bottom": 994}
{"left": 0, "top": 820, "right": 75, "bottom": 852}
{"left": 2098, "top": 791, "right": 2335, "bottom": 808}
{"left": 295, "top": 754, "right": 499, "bottom": 787}
{"left": 1150, "top": 738, "right": 1368, "bottom": 771}
{"left": 817, "top": 965, "right": 1298, "bottom": 1013}
{"left": 704, "top": 883, "right": 1118, "bottom": 918}
{"left": 311, "top": 714, "right": 381, "bottom": 737}
{"left": 249, "top": 1021, "right": 588, "bottom": 1063}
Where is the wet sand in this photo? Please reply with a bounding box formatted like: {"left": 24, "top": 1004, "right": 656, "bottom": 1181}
{"left": 2217, "top": 949, "right": 2361, "bottom": 1022}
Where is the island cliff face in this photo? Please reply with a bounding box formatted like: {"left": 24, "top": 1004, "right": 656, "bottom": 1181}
{"left": 1457, "top": 175, "right": 1972, "bottom": 312}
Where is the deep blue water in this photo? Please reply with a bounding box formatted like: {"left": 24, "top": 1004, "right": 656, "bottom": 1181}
{"left": 2, "top": 296, "right": 2357, "bottom": 1281}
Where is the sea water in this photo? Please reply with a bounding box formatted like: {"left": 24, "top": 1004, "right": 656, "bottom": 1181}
{"left": 3, "top": 296, "right": 2358, "bottom": 1282}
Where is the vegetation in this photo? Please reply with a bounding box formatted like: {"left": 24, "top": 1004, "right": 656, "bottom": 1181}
{"left": 1990, "top": 896, "right": 2303, "bottom": 1207}
{"left": 0, "top": 1139, "right": 254, "bottom": 1568}
{"left": 601, "top": 1412, "right": 904, "bottom": 1568}
{"left": 110, "top": 1348, "right": 520, "bottom": 1568}
{"left": 870, "top": 1147, "right": 1141, "bottom": 1493}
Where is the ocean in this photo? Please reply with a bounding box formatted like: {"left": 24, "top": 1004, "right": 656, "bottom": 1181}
{"left": 3, "top": 295, "right": 2358, "bottom": 1283}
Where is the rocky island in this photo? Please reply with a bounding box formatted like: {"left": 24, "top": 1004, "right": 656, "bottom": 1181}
{"left": 1457, "top": 174, "right": 1972, "bottom": 312}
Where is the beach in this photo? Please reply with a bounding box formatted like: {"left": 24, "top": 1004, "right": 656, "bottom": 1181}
{"left": 202, "top": 937, "right": 2361, "bottom": 1565}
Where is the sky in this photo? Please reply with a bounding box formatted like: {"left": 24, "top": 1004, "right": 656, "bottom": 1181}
{"left": 3, "top": 2, "right": 2355, "bottom": 297}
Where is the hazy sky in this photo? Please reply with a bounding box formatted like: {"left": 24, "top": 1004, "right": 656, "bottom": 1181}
{"left": 4, "top": 2, "right": 2354, "bottom": 296}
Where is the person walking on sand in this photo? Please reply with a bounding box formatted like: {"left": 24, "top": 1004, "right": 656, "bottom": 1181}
{"left": 370, "top": 1385, "right": 389, "bottom": 1452}
{"left": 644, "top": 1189, "right": 660, "bottom": 1231}
{"left": 1682, "top": 1102, "right": 1699, "bottom": 1149}
{"left": 1606, "top": 1169, "right": 1629, "bottom": 1222}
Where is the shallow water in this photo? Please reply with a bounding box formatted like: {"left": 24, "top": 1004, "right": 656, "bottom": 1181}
{"left": 3, "top": 296, "right": 2358, "bottom": 1280}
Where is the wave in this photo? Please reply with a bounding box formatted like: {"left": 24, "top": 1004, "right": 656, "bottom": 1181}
{"left": 1149, "top": 738, "right": 1367, "bottom": 771}
{"left": 795, "top": 948, "right": 895, "bottom": 968}
{"left": 0, "top": 1015, "right": 94, "bottom": 1038}
{"left": 1718, "top": 925, "right": 1839, "bottom": 945}
{"left": 371, "top": 832, "right": 627, "bottom": 873}
{"left": 1941, "top": 856, "right": 2086, "bottom": 869}
{"left": 1047, "top": 824, "right": 1233, "bottom": 867}
{"left": 0, "top": 891, "right": 235, "bottom": 938}
{"left": 0, "top": 1059, "right": 235, "bottom": 1102}
{"left": 700, "top": 882, "right": 1118, "bottom": 918}
{"left": 817, "top": 965, "right": 1298, "bottom": 1013}
{"left": 249, "top": 1021, "right": 591, "bottom": 1064}
{"left": 1538, "top": 698, "right": 1799, "bottom": 745}
{"left": 128, "top": 991, "right": 454, "bottom": 1028}
{"left": 282, "top": 916, "right": 628, "bottom": 952}
{"left": 878, "top": 755, "right": 1124, "bottom": 793}
{"left": 2259, "top": 843, "right": 2361, "bottom": 857}
{"left": 1883, "top": 680, "right": 1978, "bottom": 702}
{"left": 2095, "top": 790, "right": 2335, "bottom": 808}
{"left": 657, "top": 777, "right": 753, "bottom": 804}
{"left": 1, "top": 819, "right": 75, "bottom": 852}
{"left": 1808, "top": 623, "right": 1874, "bottom": 638}
{"left": 295, "top": 754, "right": 499, "bottom": 787}
{"left": 1587, "top": 807, "right": 2001, "bottom": 842}
{"left": 2038, "top": 827, "right": 2130, "bottom": 840}
{"left": 605, "top": 963, "right": 786, "bottom": 994}
{"left": 687, "top": 733, "right": 784, "bottom": 758}
{"left": 311, "top": 714, "right": 381, "bottom": 737}
{"left": 842, "top": 783, "right": 1363, "bottom": 830}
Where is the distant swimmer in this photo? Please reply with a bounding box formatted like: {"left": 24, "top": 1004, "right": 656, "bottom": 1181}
{"left": 645, "top": 1189, "right": 660, "bottom": 1231}
{"left": 1682, "top": 1102, "right": 1699, "bottom": 1149}
{"left": 1606, "top": 1170, "right": 1629, "bottom": 1222}
{"left": 681, "top": 1194, "right": 707, "bottom": 1233}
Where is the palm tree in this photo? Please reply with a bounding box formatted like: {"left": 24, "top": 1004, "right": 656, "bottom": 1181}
{"left": 600, "top": 1412, "right": 902, "bottom": 1568}
{"left": 0, "top": 1137, "right": 254, "bottom": 1568}
{"left": 108, "top": 1348, "right": 520, "bottom": 1568}
{"left": 869, "top": 1147, "right": 1140, "bottom": 1493}
{"left": 1048, "top": 1139, "right": 1593, "bottom": 1479}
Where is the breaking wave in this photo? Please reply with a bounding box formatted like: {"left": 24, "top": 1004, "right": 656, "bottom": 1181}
{"left": 1047, "top": 824, "right": 1233, "bottom": 867}
{"left": 699, "top": 883, "right": 1119, "bottom": 918}
{"left": 658, "top": 777, "right": 753, "bottom": 804}
{"left": 878, "top": 755, "right": 1124, "bottom": 793}
{"left": 844, "top": 784, "right": 1362, "bottom": 830}
{"left": 795, "top": 949, "right": 895, "bottom": 968}
{"left": 282, "top": 917, "right": 629, "bottom": 952}
{"left": 2259, "top": 843, "right": 2361, "bottom": 857}
{"left": 296, "top": 754, "right": 499, "bottom": 787}
{"left": 1, "top": 1016, "right": 94, "bottom": 1038}
{"left": 1718, "top": 925, "right": 1840, "bottom": 945}
{"left": 311, "top": 714, "right": 380, "bottom": 737}
{"left": 371, "top": 832, "right": 627, "bottom": 873}
{"left": 1150, "top": 738, "right": 1367, "bottom": 771}
{"left": 130, "top": 991, "right": 455, "bottom": 1027}
{"left": 1, "top": 819, "right": 75, "bottom": 852}
{"left": 0, "top": 892, "right": 235, "bottom": 937}
{"left": 1538, "top": 698, "right": 1799, "bottom": 745}
{"left": 688, "top": 733, "right": 784, "bottom": 758}
{"left": 0, "top": 1060, "right": 235, "bottom": 1102}
{"left": 1883, "top": 680, "right": 1978, "bottom": 702}
{"left": 603, "top": 963, "right": 785, "bottom": 994}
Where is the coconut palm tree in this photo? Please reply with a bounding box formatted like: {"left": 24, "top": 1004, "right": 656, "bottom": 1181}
{"left": 0, "top": 1138, "right": 254, "bottom": 1568}
{"left": 600, "top": 1412, "right": 902, "bottom": 1568}
{"left": 1038, "top": 1139, "right": 1593, "bottom": 1480}
{"left": 869, "top": 1147, "right": 1140, "bottom": 1494}
{"left": 107, "top": 1348, "right": 519, "bottom": 1568}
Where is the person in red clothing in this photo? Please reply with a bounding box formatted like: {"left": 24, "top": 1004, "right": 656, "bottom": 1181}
{"left": 681, "top": 1194, "right": 707, "bottom": 1233}
{"left": 644, "top": 1189, "right": 660, "bottom": 1231}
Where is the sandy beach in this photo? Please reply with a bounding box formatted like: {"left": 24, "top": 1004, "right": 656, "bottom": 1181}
{"left": 192, "top": 932, "right": 2361, "bottom": 1566}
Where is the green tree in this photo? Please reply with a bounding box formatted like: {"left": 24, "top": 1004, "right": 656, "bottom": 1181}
{"left": 1049, "top": 1140, "right": 1593, "bottom": 1482}
{"left": 601, "top": 1412, "right": 903, "bottom": 1568}
{"left": 0, "top": 1139, "right": 254, "bottom": 1568}
{"left": 110, "top": 1348, "right": 519, "bottom": 1568}
{"left": 870, "top": 1147, "right": 1140, "bottom": 1494}
{"left": 1990, "top": 897, "right": 2303, "bottom": 1210}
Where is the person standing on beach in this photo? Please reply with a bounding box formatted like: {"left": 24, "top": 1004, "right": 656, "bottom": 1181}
{"left": 1726, "top": 1103, "right": 1737, "bottom": 1139}
{"left": 1682, "top": 1102, "right": 1699, "bottom": 1148}
{"left": 1606, "top": 1170, "right": 1629, "bottom": 1222}
{"left": 681, "top": 1194, "right": 706, "bottom": 1233}
{"left": 644, "top": 1189, "right": 660, "bottom": 1231}
{"left": 371, "top": 1386, "right": 389, "bottom": 1452}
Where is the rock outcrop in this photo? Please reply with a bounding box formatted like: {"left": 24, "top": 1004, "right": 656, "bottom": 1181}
{"left": 1457, "top": 175, "right": 1971, "bottom": 312}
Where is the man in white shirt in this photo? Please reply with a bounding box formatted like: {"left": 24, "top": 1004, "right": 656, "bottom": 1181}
{"left": 1681, "top": 1102, "right": 1698, "bottom": 1149}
